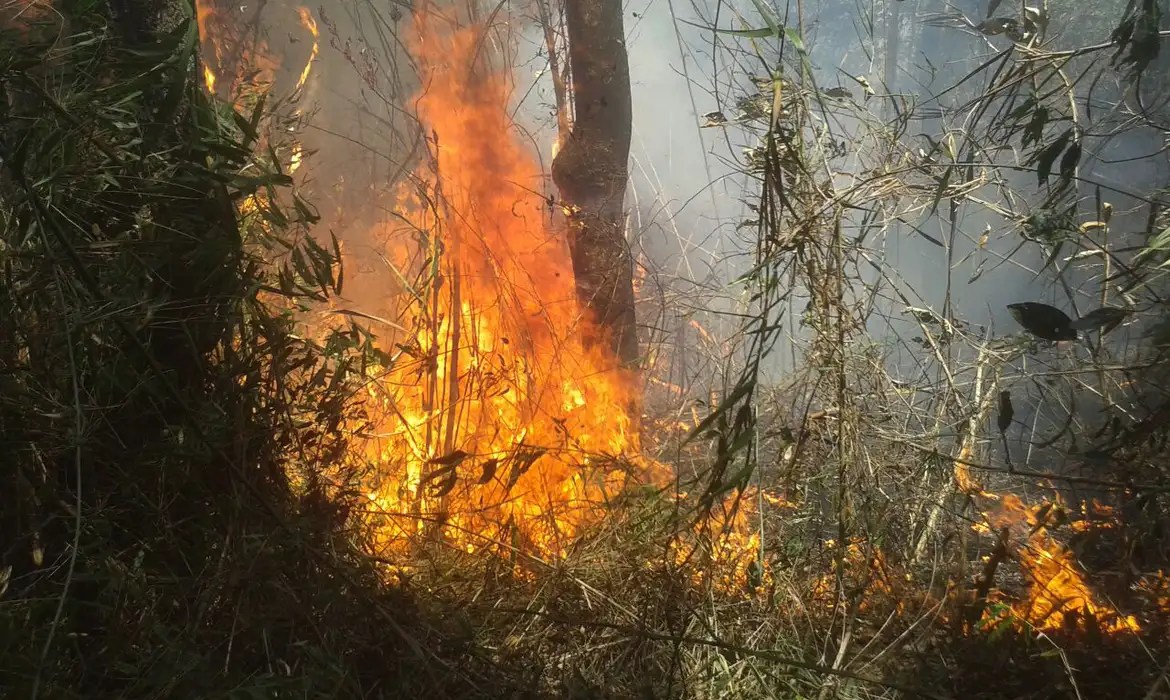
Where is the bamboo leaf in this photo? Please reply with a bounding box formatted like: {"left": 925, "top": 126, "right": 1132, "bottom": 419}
{"left": 1033, "top": 129, "right": 1071, "bottom": 185}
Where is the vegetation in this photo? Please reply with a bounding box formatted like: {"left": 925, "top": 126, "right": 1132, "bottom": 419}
{"left": 2, "top": 0, "right": 1169, "bottom": 699}
{"left": 0, "top": 3, "right": 502, "bottom": 696}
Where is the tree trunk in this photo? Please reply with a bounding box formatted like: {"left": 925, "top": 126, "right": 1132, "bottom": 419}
{"left": 550, "top": 0, "right": 638, "bottom": 369}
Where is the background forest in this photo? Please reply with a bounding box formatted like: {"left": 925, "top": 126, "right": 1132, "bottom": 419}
{"left": 3, "top": 0, "right": 1170, "bottom": 698}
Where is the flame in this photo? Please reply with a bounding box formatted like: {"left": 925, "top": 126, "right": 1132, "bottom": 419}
{"left": 194, "top": 0, "right": 217, "bottom": 93}
{"left": 981, "top": 495, "right": 1140, "bottom": 634}
{"left": 202, "top": 65, "right": 217, "bottom": 94}
{"left": 671, "top": 490, "right": 775, "bottom": 594}
{"left": 353, "top": 6, "right": 656, "bottom": 560}
{"left": 294, "top": 7, "right": 318, "bottom": 93}
{"left": 810, "top": 538, "right": 900, "bottom": 615}
{"left": 193, "top": 0, "right": 281, "bottom": 102}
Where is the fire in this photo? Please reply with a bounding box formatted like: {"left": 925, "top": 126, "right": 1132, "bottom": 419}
{"left": 353, "top": 5, "right": 653, "bottom": 560}
{"left": 202, "top": 65, "right": 216, "bottom": 94}
{"left": 810, "top": 538, "right": 901, "bottom": 615}
{"left": 979, "top": 495, "right": 1140, "bottom": 634}
{"left": 180, "top": 0, "right": 1170, "bottom": 643}
{"left": 194, "top": 0, "right": 217, "bottom": 93}
{"left": 193, "top": 0, "right": 283, "bottom": 102}
{"left": 293, "top": 7, "right": 318, "bottom": 93}
{"left": 191, "top": 0, "right": 650, "bottom": 564}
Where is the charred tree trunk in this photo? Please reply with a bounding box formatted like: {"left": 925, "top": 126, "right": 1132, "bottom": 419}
{"left": 550, "top": 0, "right": 638, "bottom": 368}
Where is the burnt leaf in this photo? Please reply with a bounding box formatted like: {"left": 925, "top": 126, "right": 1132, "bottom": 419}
{"left": 478, "top": 458, "right": 499, "bottom": 484}
{"left": 1006, "top": 302, "right": 1077, "bottom": 341}
{"left": 1021, "top": 106, "right": 1048, "bottom": 148}
{"left": 424, "top": 465, "right": 459, "bottom": 498}
{"left": 1058, "top": 140, "right": 1081, "bottom": 187}
{"left": 1069, "top": 307, "right": 1131, "bottom": 333}
{"left": 504, "top": 447, "right": 546, "bottom": 491}
{"left": 1033, "top": 129, "right": 1071, "bottom": 185}
{"left": 997, "top": 390, "right": 1014, "bottom": 433}
{"left": 978, "top": 16, "right": 1018, "bottom": 35}
{"left": 428, "top": 449, "right": 470, "bottom": 467}
{"left": 1113, "top": 0, "right": 1162, "bottom": 80}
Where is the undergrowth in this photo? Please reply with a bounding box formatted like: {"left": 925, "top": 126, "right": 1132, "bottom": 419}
{"left": 0, "top": 2, "right": 515, "bottom": 697}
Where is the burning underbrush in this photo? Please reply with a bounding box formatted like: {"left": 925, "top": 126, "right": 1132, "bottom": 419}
{"left": 185, "top": 2, "right": 1170, "bottom": 698}
{"left": 10, "top": 0, "right": 1170, "bottom": 697}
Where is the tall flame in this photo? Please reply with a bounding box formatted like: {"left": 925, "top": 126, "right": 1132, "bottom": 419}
{"left": 294, "top": 7, "right": 318, "bottom": 93}
{"left": 357, "top": 6, "right": 651, "bottom": 559}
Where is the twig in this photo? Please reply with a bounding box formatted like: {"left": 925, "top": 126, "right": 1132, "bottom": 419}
{"left": 489, "top": 606, "right": 955, "bottom": 700}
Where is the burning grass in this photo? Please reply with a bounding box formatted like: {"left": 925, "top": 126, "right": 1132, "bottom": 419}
{"left": 344, "top": 7, "right": 662, "bottom": 562}
{"left": 6, "top": 0, "right": 1162, "bottom": 698}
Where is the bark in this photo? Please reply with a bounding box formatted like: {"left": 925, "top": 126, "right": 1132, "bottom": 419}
{"left": 550, "top": 0, "right": 638, "bottom": 368}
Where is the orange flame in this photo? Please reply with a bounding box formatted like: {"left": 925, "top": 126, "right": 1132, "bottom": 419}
{"left": 981, "top": 495, "right": 1140, "bottom": 634}
{"left": 293, "top": 7, "right": 318, "bottom": 93}
{"left": 356, "top": 6, "right": 654, "bottom": 560}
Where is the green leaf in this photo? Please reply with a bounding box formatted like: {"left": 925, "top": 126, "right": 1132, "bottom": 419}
{"left": 687, "top": 377, "right": 755, "bottom": 443}
{"left": 680, "top": 19, "right": 777, "bottom": 38}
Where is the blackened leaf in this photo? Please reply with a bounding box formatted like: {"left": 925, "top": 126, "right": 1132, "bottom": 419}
{"left": 978, "top": 16, "right": 1018, "bottom": 35}
{"left": 1022, "top": 106, "right": 1049, "bottom": 148}
{"left": 997, "top": 390, "right": 1014, "bottom": 433}
{"left": 426, "top": 467, "right": 459, "bottom": 498}
{"left": 428, "top": 449, "right": 470, "bottom": 467}
{"left": 504, "top": 447, "right": 546, "bottom": 491}
{"left": 1069, "top": 307, "right": 1131, "bottom": 332}
{"left": 1007, "top": 302, "right": 1077, "bottom": 341}
{"left": 1059, "top": 141, "right": 1082, "bottom": 185}
{"left": 1030, "top": 503, "right": 1053, "bottom": 535}
{"left": 1034, "top": 130, "right": 1071, "bottom": 185}
{"left": 477, "top": 458, "right": 499, "bottom": 484}
{"left": 1112, "top": 0, "right": 1162, "bottom": 79}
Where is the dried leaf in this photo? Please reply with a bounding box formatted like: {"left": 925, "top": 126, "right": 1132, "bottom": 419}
{"left": 997, "top": 390, "right": 1014, "bottom": 433}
